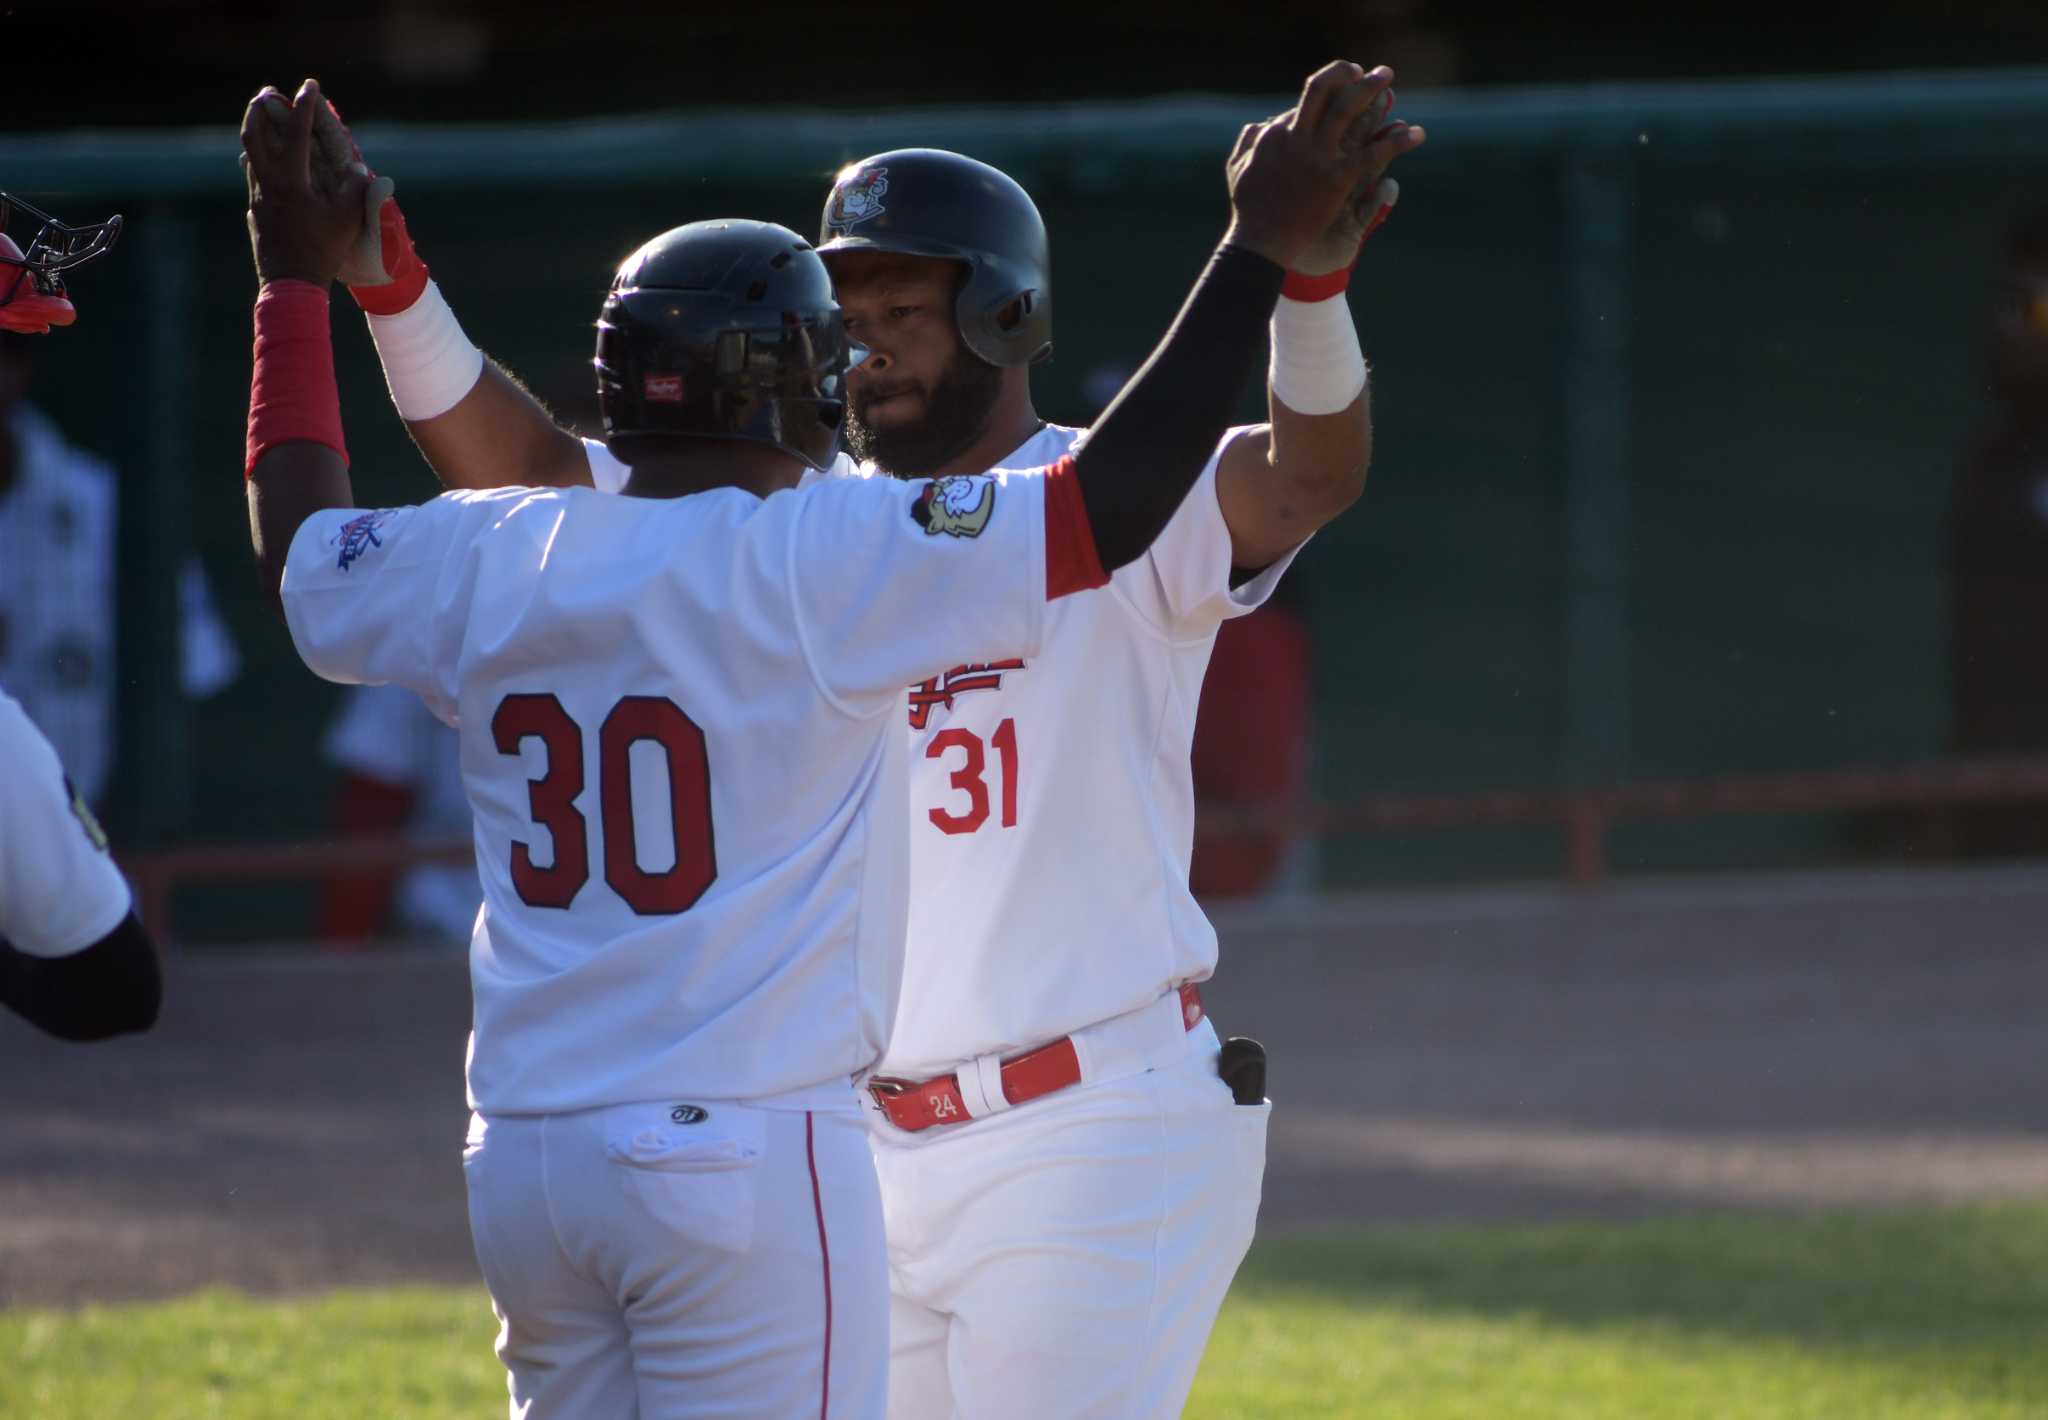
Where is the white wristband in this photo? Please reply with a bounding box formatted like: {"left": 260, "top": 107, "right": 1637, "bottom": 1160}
{"left": 364, "top": 279, "right": 485, "bottom": 422}
{"left": 1268, "top": 292, "right": 1368, "bottom": 417}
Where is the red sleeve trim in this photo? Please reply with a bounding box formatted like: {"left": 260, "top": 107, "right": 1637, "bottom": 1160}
{"left": 1042, "top": 455, "right": 1108, "bottom": 600}
{"left": 1280, "top": 265, "right": 1352, "bottom": 302}
{"left": 245, "top": 279, "right": 348, "bottom": 480}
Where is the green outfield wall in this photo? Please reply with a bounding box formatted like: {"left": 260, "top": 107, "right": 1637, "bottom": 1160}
{"left": 5, "top": 68, "right": 2045, "bottom": 924}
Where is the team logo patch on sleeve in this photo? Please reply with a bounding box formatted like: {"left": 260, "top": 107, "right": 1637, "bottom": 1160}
{"left": 910, "top": 476, "right": 996, "bottom": 538}
{"left": 827, "top": 166, "right": 889, "bottom": 231}
{"left": 332, "top": 510, "right": 396, "bottom": 571}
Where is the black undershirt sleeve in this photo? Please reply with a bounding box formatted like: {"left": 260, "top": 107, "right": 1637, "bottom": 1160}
{"left": 1070, "top": 243, "right": 1284, "bottom": 573}
{"left": 0, "top": 912, "right": 163, "bottom": 1042}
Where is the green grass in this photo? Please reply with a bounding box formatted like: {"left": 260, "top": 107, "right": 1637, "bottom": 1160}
{"left": 1192, "top": 1201, "right": 2048, "bottom": 1419}
{"left": 6, "top": 1202, "right": 2047, "bottom": 1419}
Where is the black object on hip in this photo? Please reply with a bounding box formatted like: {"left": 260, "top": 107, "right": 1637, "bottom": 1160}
{"left": 1218, "top": 1035, "right": 1267, "bottom": 1106}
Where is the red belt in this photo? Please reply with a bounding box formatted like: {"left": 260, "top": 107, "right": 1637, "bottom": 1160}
{"left": 867, "top": 983, "right": 1204, "bottom": 1132}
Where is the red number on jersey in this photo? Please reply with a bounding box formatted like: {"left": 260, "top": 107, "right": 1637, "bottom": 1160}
{"left": 926, "top": 728, "right": 989, "bottom": 835}
{"left": 600, "top": 696, "right": 717, "bottom": 915}
{"left": 492, "top": 693, "right": 591, "bottom": 908}
{"left": 924, "top": 717, "right": 1020, "bottom": 836}
{"left": 493, "top": 693, "right": 718, "bottom": 913}
{"left": 991, "top": 716, "right": 1019, "bottom": 829}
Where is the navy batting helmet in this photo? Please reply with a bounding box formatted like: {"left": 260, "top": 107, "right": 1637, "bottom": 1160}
{"left": 595, "top": 219, "right": 858, "bottom": 472}
{"left": 817, "top": 149, "right": 1052, "bottom": 369}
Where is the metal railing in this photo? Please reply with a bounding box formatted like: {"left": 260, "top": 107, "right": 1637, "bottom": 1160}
{"left": 123, "top": 756, "right": 2048, "bottom": 943}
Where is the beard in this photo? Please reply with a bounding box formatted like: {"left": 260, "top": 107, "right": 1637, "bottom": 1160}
{"left": 844, "top": 345, "right": 1004, "bottom": 478}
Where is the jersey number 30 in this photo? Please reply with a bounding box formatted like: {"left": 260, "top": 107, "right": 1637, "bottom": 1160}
{"left": 492, "top": 693, "right": 716, "bottom": 915}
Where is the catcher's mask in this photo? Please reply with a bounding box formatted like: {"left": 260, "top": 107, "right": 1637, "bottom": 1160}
{"left": 0, "top": 194, "right": 122, "bottom": 333}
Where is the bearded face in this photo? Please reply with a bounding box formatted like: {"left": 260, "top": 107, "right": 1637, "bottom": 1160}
{"left": 827, "top": 250, "right": 1011, "bottom": 479}
{"left": 843, "top": 339, "right": 1005, "bottom": 478}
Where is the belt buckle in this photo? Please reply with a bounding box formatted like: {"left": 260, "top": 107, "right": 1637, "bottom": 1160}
{"left": 865, "top": 1075, "right": 913, "bottom": 1107}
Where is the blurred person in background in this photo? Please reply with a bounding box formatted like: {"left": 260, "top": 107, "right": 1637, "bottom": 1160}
{"left": 1951, "top": 206, "right": 2048, "bottom": 857}
{"left": 0, "top": 326, "right": 119, "bottom": 805}
{"left": 1084, "top": 358, "right": 1318, "bottom": 898}
{"left": 318, "top": 683, "right": 478, "bottom": 949}
{"left": 0, "top": 330, "right": 241, "bottom": 812}
{"left": 1188, "top": 575, "right": 1316, "bottom": 897}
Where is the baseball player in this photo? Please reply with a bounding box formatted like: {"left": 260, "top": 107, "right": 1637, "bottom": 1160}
{"left": 325, "top": 61, "right": 1416, "bottom": 1417}
{"left": 0, "top": 191, "right": 160, "bottom": 1043}
{"left": 327, "top": 61, "right": 1417, "bottom": 1416}
{"left": 814, "top": 120, "right": 1418, "bottom": 1418}
{"left": 244, "top": 77, "right": 1376, "bottom": 1419}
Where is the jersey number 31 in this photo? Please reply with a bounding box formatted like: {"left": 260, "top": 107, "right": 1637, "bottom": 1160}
{"left": 925, "top": 718, "right": 1020, "bottom": 836}
{"left": 492, "top": 693, "right": 716, "bottom": 915}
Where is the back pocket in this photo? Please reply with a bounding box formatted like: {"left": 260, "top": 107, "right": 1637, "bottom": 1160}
{"left": 605, "top": 1107, "right": 765, "bottom": 1253}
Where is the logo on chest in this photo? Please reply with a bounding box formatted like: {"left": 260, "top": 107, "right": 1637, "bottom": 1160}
{"left": 907, "top": 660, "right": 1025, "bottom": 729}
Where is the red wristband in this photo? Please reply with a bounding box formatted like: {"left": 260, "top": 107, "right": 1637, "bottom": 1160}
{"left": 1279, "top": 265, "right": 1352, "bottom": 302}
{"left": 245, "top": 279, "right": 347, "bottom": 480}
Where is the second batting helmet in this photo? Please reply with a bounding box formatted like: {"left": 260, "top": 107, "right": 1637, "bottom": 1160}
{"left": 817, "top": 149, "right": 1052, "bottom": 369}
{"left": 595, "top": 219, "right": 858, "bottom": 472}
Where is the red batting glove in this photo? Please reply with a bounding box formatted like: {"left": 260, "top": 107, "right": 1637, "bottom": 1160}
{"left": 349, "top": 196, "right": 429, "bottom": 316}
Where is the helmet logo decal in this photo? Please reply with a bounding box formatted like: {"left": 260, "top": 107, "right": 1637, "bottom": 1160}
{"left": 829, "top": 167, "right": 890, "bottom": 231}
{"left": 911, "top": 475, "right": 996, "bottom": 538}
{"left": 644, "top": 374, "right": 684, "bottom": 403}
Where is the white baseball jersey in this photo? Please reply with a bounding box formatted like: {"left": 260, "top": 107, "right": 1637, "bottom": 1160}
{"left": 881, "top": 423, "right": 1300, "bottom": 1076}
{"left": 280, "top": 472, "right": 1066, "bottom": 1115}
{"left": 589, "top": 427, "right": 1302, "bottom": 1076}
{"left": 0, "top": 685, "right": 131, "bottom": 957}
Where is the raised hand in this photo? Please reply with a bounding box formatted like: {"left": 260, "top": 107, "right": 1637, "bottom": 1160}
{"left": 240, "top": 79, "right": 372, "bottom": 287}
{"left": 304, "top": 97, "right": 434, "bottom": 309}
{"left": 1294, "top": 65, "right": 1426, "bottom": 276}
{"left": 1224, "top": 61, "right": 1425, "bottom": 273}
{"left": 303, "top": 97, "right": 399, "bottom": 290}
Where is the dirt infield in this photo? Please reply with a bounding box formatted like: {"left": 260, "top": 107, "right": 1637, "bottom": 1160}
{"left": 5, "top": 865, "right": 2046, "bottom": 1308}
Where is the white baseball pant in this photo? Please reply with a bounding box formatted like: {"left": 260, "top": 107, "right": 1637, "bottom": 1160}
{"left": 463, "top": 1093, "right": 887, "bottom": 1419}
{"left": 871, "top": 1014, "right": 1269, "bottom": 1419}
